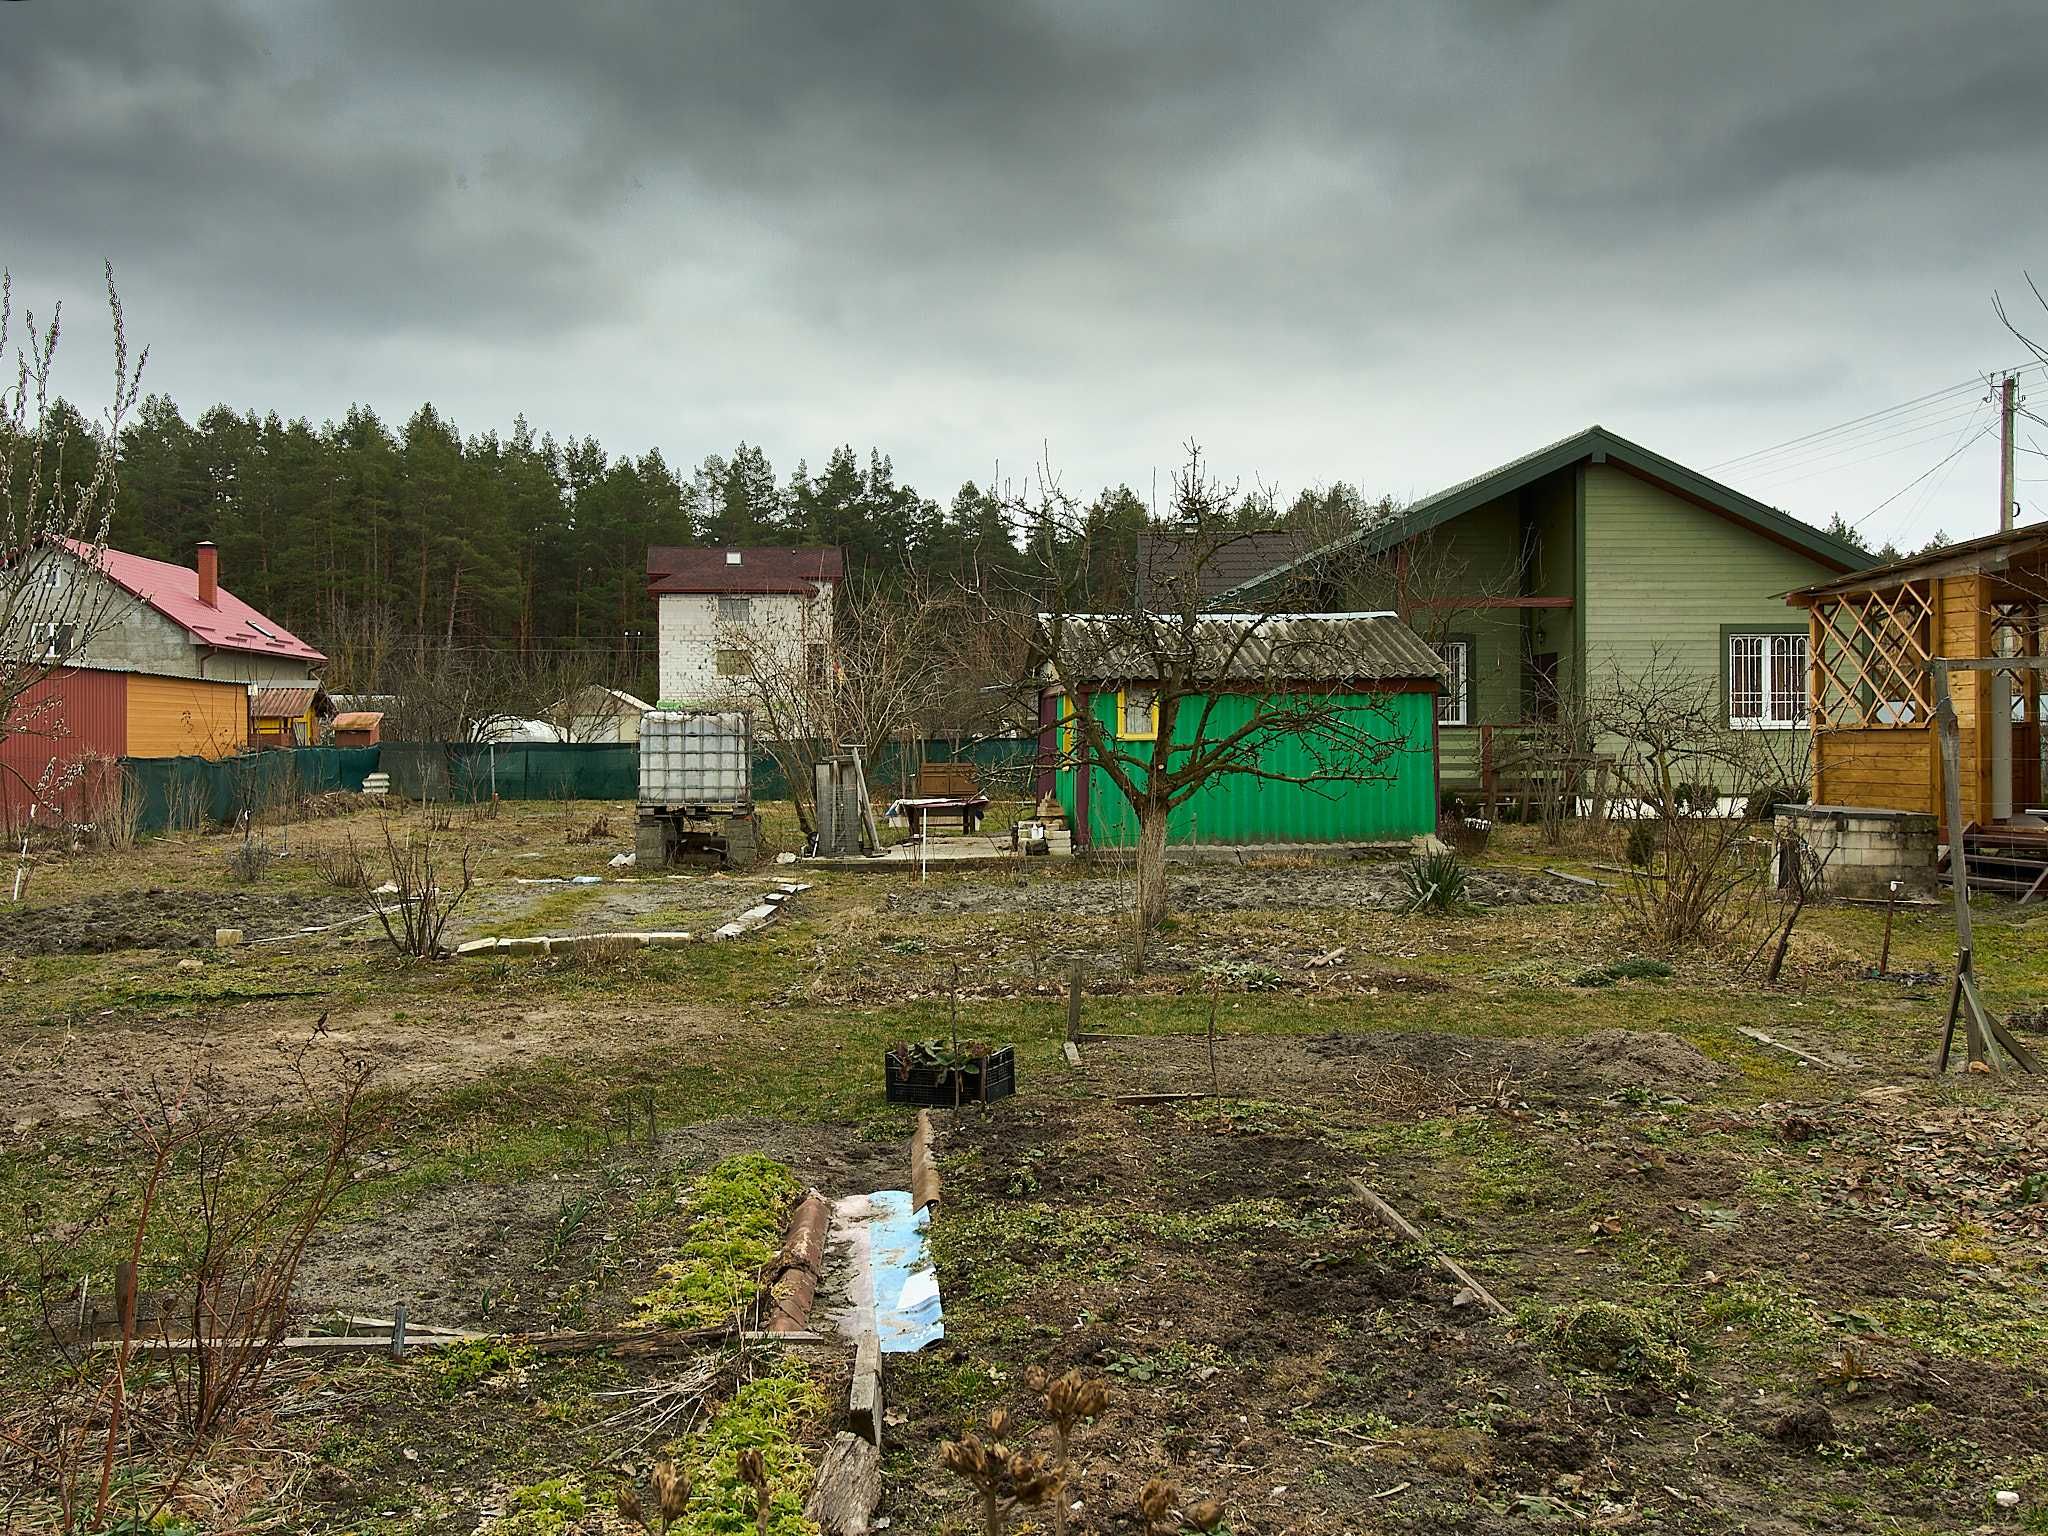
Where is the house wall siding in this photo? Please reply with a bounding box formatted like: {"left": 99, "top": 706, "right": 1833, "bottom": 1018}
{"left": 1582, "top": 460, "right": 1840, "bottom": 793}
{"left": 126, "top": 674, "right": 250, "bottom": 759}
{"left": 656, "top": 587, "right": 834, "bottom": 708}
{"left": 1054, "top": 688, "right": 1438, "bottom": 846}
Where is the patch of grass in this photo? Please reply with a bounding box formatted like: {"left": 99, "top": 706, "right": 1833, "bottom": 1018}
{"left": 1348, "top": 1116, "right": 1567, "bottom": 1214}
{"left": 484, "top": 1475, "right": 590, "bottom": 1536}
{"left": 633, "top": 1154, "right": 801, "bottom": 1328}
{"left": 1531, "top": 1299, "right": 1695, "bottom": 1388}
{"left": 430, "top": 1338, "right": 533, "bottom": 1397}
{"left": 661, "top": 1348, "right": 826, "bottom": 1535}
{"left": 1868, "top": 1286, "right": 2048, "bottom": 1367}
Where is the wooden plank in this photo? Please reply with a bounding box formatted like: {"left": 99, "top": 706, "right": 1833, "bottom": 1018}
{"left": 848, "top": 1329, "right": 883, "bottom": 1447}
{"left": 1346, "top": 1175, "right": 1511, "bottom": 1320}
{"left": 804, "top": 1432, "right": 882, "bottom": 1536}
{"left": 1062, "top": 1040, "right": 1082, "bottom": 1067}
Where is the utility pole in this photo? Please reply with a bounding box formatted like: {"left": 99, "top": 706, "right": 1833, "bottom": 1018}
{"left": 2000, "top": 372, "right": 2017, "bottom": 533}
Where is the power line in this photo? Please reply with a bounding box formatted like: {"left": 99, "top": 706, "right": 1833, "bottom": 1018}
{"left": 1734, "top": 403, "right": 1995, "bottom": 488}
{"left": 1854, "top": 418, "right": 1996, "bottom": 531}
{"left": 1709, "top": 361, "right": 2046, "bottom": 477}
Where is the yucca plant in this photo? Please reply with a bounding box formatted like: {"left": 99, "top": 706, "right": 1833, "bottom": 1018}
{"left": 1399, "top": 850, "right": 1470, "bottom": 915}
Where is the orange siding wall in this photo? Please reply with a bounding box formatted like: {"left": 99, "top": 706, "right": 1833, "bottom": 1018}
{"left": 125, "top": 675, "right": 249, "bottom": 760}
{"left": 1814, "top": 727, "right": 1935, "bottom": 813}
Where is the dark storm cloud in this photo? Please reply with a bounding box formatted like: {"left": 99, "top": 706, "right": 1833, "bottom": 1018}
{"left": 5, "top": 0, "right": 2045, "bottom": 540}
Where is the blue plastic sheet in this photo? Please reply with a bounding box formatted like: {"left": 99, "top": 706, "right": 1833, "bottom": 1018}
{"left": 868, "top": 1189, "right": 944, "bottom": 1353}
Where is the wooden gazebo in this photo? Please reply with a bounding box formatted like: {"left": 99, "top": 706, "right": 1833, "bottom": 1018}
{"left": 1788, "top": 522, "right": 2048, "bottom": 837}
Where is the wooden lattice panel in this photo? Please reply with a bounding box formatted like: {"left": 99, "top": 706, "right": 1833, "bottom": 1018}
{"left": 1810, "top": 580, "right": 1934, "bottom": 729}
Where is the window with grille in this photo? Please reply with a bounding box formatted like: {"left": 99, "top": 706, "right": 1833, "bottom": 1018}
{"left": 1433, "top": 640, "right": 1469, "bottom": 726}
{"left": 718, "top": 596, "right": 753, "bottom": 625}
{"left": 1728, "top": 632, "right": 1807, "bottom": 728}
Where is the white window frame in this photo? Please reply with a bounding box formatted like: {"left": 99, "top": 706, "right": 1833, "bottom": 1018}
{"left": 1728, "top": 632, "right": 1807, "bottom": 730}
{"left": 717, "top": 595, "right": 753, "bottom": 625}
{"left": 1433, "top": 640, "right": 1470, "bottom": 726}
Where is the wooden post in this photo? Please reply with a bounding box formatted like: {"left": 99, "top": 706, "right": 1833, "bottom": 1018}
{"left": 1934, "top": 657, "right": 2039, "bottom": 1073}
{"left": 1206, "top": 987, "right": 1221, "bottom": 1098}
{"left": 1065, "top": 965, "right": 1083, "bottom": 1043}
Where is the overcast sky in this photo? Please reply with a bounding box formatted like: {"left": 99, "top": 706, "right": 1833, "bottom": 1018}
{"left": 6, "top": 1, "right": 2047, "bottom": 550}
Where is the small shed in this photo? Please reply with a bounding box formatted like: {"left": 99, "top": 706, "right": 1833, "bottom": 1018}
{"left": 1788, "top": 522, "right": 2047, "bottom": 833}
{"left": 251, "top": 684, "right": 333, "bottom": 748}
{"left": 1037, "top": 611, "right": 1445, "bottom": 849}
{"left": 332, "top": 711, "right": 384, "bottom": 748}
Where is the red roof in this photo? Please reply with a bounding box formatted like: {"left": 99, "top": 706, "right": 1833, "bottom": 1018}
{"left": 646, "top": 545, "right": 843, "bottom": 595}
{"left": 64, "top": 540, "right": 326, "bottom": 664}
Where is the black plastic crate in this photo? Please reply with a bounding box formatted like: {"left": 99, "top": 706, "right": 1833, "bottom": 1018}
{"left": 884, "top": 1044, "right": 1016, "bottom": 1106}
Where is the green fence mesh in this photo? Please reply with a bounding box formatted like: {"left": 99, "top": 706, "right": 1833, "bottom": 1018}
{"left": 121, "top": 736, "right": 1042, "bottom": 832}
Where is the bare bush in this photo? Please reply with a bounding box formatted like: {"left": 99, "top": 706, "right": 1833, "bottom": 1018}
{"left": 310, "top": 832, "right": 369, "bottom": 891}
{"left": 1593, "top": 655, "right": 1809, "bottom": 948}
{"left": 369, "top": 815, "right": 474, "bottom": 958}
{"left": 10, "top": 1053, "right": 380, "bottom": 1529}
{"left": 78, "top": 753, "right": 139, "bottom": 850}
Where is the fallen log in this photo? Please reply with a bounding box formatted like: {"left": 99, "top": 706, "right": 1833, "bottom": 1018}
{"left": 1346, "top": 1176, "right": 1511, "bottom": 1320}
{"left": 805, "top": 1431, "right": 882, "bottom": 1535}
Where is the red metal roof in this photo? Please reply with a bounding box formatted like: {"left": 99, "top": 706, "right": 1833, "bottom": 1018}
{"left": 63, "top": 540, "right": 326, "bottom": 664}
{"left": 645, "top": 545, "right": 843, "bottom": 595}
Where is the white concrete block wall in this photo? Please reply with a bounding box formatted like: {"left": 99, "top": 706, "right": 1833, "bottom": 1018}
{"left": 656, "top": 586, "right": 833, "bottom": 708}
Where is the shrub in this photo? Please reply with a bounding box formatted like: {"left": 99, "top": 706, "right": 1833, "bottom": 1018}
{"left": 1400, "top": 850, "right": 1471, "bottom": 915}
{"left": 1625, "top": 821, "right": 1658, "bottom": 868}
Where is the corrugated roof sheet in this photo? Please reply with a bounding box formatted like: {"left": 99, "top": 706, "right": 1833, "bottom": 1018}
{"left": 646, "top": 545, "right": 844, "bottom": 594}
{"left": 251, "top": 684, "right": 325, "bottom": 719}
{"left": 1136, "top": 530, "right": 1319, "bottom": 605}
{"left": 62, "top": 540, "right": 327, "bottom": 664}
{"left": 1041, "top": 611, "right": 1444, "bottom": 685}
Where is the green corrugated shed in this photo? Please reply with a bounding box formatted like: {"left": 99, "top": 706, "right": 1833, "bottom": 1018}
{"left": 1055, "top": 689, "right": 1438, "bottom": 847}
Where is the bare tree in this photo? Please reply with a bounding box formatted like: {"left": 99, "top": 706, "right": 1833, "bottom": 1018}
{"left": 0, "top": 264, "right": 148, "bottom": 813}
{"left": 1015, "top": 445, "right": 1421, "bottom": 949}
{"left": 718, "top": 575, "right": 963, "bottom": 837}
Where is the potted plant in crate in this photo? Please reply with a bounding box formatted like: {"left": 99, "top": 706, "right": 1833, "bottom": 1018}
{"left": 886, "top": 1038, "right": 1017, "bottom": 1105}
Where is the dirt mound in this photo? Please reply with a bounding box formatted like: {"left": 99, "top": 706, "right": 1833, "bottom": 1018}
{"left": 1538, "top": 1029, "right": 1726, "bottom": 1097}
{"left": 0, "top": 888, "right": 366, "bottom": 954}
{"left": 888, "top": 861, "right": 1593, "bottom": 919}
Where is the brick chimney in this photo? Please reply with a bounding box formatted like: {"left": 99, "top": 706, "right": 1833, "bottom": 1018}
{"left": 196, "top": 541, "right": 219, "bottom": 607}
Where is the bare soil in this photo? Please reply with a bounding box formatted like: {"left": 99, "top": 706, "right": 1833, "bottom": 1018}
{"left": 0, "top": 887, "right": 365, "bottom": 953}
{"left": 885, "top": 862, "right": 1594, "bottom": 919}
{"left": 294, "top": 1119, "right": 904, "bottom": 1333}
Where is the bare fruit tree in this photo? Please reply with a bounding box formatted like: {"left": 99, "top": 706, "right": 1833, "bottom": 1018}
{"left": 0, "top": 264, "right": 148, "bottom": 812}
{"left": 717, "top": 575, "right": 962, "bottom": 837}
{"left": 1018, "top": 446, "right": 1427, "bottom": 952}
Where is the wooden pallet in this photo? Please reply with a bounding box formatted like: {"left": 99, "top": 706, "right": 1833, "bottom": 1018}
{"left": 1939, "top": 823, "right": 2048, "bottom": 902}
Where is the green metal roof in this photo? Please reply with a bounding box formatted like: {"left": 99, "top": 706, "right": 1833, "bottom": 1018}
{"left": 1221, "top": 425, "right": 1870, "bottom": 600}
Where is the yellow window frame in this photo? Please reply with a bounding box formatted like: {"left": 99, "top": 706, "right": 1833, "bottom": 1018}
{"left": 1115, "top": 687, "right": 1159, "bottom": 741}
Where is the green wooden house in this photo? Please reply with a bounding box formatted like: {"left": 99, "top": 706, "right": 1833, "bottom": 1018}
{"left": 1037, "top": 612, "right": 1445, "bottom": 849}
{"left": 1224, "top": 427, "right": 1870, "bottom": 800}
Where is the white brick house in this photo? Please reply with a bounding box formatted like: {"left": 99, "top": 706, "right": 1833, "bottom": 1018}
{"left": 646, "top": 546, "right": 841, "bottom": 709}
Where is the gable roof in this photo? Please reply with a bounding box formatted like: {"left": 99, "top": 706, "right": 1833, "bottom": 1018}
{"left": 1136, "top": 529, "right": 1320, "bottom": 605}
{"left": 1040, "top": 611, "right": 1445, "bottom": 686}
{"left": 646, "top": 545, "right": 844, "bottom": 596}
{"left": 63, "top": 540, "right": 326, "bottom": 664}
{"left": 1221, "top": 426, "right": 1870, "bottom": 601}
